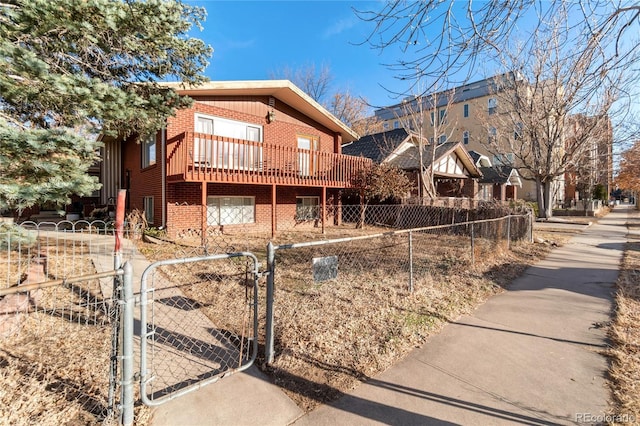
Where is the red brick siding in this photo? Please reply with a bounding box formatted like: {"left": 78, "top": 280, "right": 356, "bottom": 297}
{"left": 129, "top": 93, "right": 346, "bottom": 232}
{"left": 167, "top": 96, "right": 341, "bottom": 154}
{"left": 165, "top": 182, "right": 340, "bottom": 237}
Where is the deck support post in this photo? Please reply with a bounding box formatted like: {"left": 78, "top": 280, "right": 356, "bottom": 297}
{"left": 271, "top": 184, "right": 277, "bottom": 238}
{"left": 201, "top": 182, "right": 207, "bottom": 247}
{"left": 321, "top": 186, "right": 326, "bottom": 235}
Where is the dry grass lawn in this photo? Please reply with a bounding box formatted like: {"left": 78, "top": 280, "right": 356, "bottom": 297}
{"left": 0, "top": 239, "right": 151, "bottom": 426}
{"left": 607, "top": 239, "right": 640, "bottom": 422}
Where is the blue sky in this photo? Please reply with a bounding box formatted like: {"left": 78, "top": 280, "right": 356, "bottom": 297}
{"left": 186, "top": 1, "right": 443, "bottom": 109}
{"left": 185, "top": 0, "right": 638, "bottom": 141}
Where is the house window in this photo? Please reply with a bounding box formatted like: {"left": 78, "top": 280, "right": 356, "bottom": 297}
{"left": 438, "top": 134, "right": 447, "bottom": 144}
{"left": 142, "top": 134, "right": 156, "bottom": 168}
{"left": 393, "top": 120, "right": 400, "bottom": 129}
{"left": 439, "top": 109, "right": 447, "bottom": 125}
{"left": 296, "top": 196, "right": 320, "bottom": 220}
{"left": 194, "top": 114, "right": 263, "bottom": 170}
{"left": 463, "top": 131, "right": 469, "bottom": 145}
{"left": 479, "top": 185, "right": 492, "bottom": 201}
{"left": 514, "top": 122, "right": 523, "bottom": 140}
{"left": 488, "top": 98, "right": 497, "bottom": 115}
{"left": 488, "top": 127, "right": 497, "bottom": 143}
{"left": 207, "top": 196, "right": 255, "bottom": 226}
{"left": 463, "top": 104, "right": 469, "bottom": 118}
{"left": 383, "top": 122, "right": 390, "bottom": 130}
{"left": 430, "top": 112, "right": 435, "bottom": 126}
{"left": 196, "top": 115, "right": 262, "bottom": 141}
{"left": 493, "top": 153, "right": 515, "bottom": 166}
{"left": 143, "top": 196, "right": 154, "bottom": 225}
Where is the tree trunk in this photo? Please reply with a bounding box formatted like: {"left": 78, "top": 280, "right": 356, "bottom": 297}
{"left": 357, "top": 204, "right": 367, "bottom": 229}
{"left": 543, "top": 182, "right": 554, "bottom": 218}
{"left": 422, "top": 170, "right": 438, "bottom": 200}
{"left": 357, "top": 191, "right": 366, "bottom": 229}
{"left": 535, "top": 178, "right": 547, "bottom": 219}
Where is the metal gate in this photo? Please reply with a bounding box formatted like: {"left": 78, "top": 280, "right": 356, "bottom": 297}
{"left": 139, "top": 252, "right": 259, "bottom": 406}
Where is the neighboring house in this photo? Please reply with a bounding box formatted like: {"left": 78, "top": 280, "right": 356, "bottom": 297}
{"left": 100, "top": 80, "right": 371, "bottom": 238}
{"left": 342, "top": 129, "right": 482, "bottom": 199}
{"left": 468, "top": 151, "right": 522, "bottom": 201}
{"left": 372, "top": 73, "right": 548, "bottom": 203}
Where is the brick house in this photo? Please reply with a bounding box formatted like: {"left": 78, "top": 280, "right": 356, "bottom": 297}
{"left": 100, "top": 80, "right": 370, "bottom": 238}
{"left": 342, "top": 128, "right": 482, "bottom": 199}
{"left": 468, "top": 151, "right": 522, "bottom": 201}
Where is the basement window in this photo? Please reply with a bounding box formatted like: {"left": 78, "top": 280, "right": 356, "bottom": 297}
{"left": 296, "top": 197, "right": 320, "bottom": 221}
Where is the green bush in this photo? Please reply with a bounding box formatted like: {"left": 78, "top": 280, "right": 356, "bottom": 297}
{"left": 592, "top": 184, "right": 607, "bottom": 202}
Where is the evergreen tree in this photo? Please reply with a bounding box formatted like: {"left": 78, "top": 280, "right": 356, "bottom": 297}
{"left": 0, "top": 0, "right": 212, "bottom": 211}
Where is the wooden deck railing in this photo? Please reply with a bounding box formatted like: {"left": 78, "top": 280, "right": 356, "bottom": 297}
{"left": 166, "top": 132, "right": 372, "bottom": 187}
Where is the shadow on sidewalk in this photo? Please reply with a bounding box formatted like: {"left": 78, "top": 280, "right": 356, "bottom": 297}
{"left": 280, "top": 352, "right": 564, "bottom": 425}
{"left": 452, "top": 322, "right": 607, "bottom": 348}
{"left": 288, "top": 358, "right": 563, "bottom": 425}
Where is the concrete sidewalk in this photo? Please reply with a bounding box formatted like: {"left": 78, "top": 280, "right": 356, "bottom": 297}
{"left": 293, "top": 204, "right": 637, "bottom": 425}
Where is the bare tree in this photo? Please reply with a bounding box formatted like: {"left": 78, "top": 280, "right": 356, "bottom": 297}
{"left": 271, "top": 64, "right": 378, "bottom": 134}
{"left": 478, "top": 9, "right": 634, "bottom": 218}
{"left": 565, "top": 114, "right": 613, "bottom": 205}
{"left": 381, "top": 81, "right": 459, "bottom": 200}
{"left": 350, "top": 114, "right": 383, "bottom": 137}
{"left": 355, "top": 1, "right": 640, "bottom": 96}
{"left": 270, "top": 63, "right": 333, "bottom": 104}
{"left": 328, "top": 90, "right": 379, "bottom": 135}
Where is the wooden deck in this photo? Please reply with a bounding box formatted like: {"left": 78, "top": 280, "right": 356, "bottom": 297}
{"left": 166, "top": 132, "right": 371, "bottom": 188}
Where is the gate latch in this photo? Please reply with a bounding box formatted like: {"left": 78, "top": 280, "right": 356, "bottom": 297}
{"left": 255, "top": 270, "right": 270, "bottom": 280}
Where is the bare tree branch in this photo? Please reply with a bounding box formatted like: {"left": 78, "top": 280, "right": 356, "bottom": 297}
{"left": 270, "top": 63, "right": 333, "bottom": 104}
{"left": 354, "top": 1, "right": 640, "bottom": 97}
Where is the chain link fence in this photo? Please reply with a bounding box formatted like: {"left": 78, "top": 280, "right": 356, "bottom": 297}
{"left": 139, "top": 253, "right": 259, "bottom": 406}
{"left": 266, "top": 213, "right": 531, "bottom": 358}
{"left": 189, "top": 201, "right": 530, "bottom": 254}
{"left": 258, "top": 212, "right": 532, "bottom": 409}
{"left": 0, "top": 203, "right": 532, "bottom": 422}
{"left": 1, "top": 220, "right": 119, "bottom": 290}
{"left": 270, "top": 213, "right": 531, "bottom": 295}
{"left": 0, "top": 219, "right": 136, "bottom": 425}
